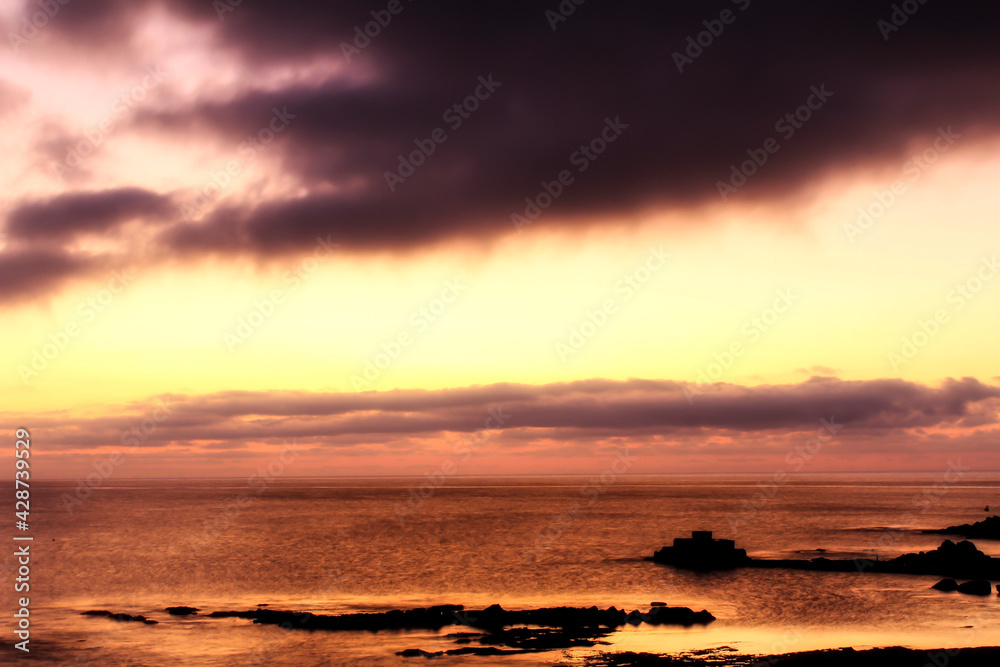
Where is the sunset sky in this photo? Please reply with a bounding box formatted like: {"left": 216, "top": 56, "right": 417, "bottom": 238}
{"left": 2, "top": 0, "right": 999, "bottom": 478}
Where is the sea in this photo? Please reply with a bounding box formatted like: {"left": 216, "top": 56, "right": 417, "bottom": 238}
{"left": 2, "top": 473, "right": 999, "bottom": 666}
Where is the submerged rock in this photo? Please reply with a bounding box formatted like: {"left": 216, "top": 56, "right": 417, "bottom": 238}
{"left": 397, "top": 648, "right": 441, "bottom": 657}
{"left": 165, "top": 606, "right": 199, "bottom": 616}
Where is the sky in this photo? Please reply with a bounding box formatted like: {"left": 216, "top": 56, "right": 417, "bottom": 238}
{"left": 1, "top": 0, "right": 999, "bottom": 478}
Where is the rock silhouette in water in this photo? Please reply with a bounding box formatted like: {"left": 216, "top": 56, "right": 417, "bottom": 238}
{"left": 877, "top": 539, "right": 1000, "bottom": 578}
{"left": 931, "top": 578, "right": 959, "bottom": 591}
{"left": 927, "top": 515, "right": 1000, "bottom": 540}
{"left": 165, "top": 606, "right": 199, "bottom": 616}
{"left": 651, "top": 534, "right": 1000, "bottom": 580}
{"left": 209, "top": 603, "right": 714, "bottom": 631}
{"left": 956, "top": 580, "right": 992, "bottom": 596}
{"left": 81, "top": 610, "right": 158, "bottom": 624}
{"left": 209, "top": 603, "right": 714, "bottom": 653}
{"left": 931, "top": 578, "right": 994, "bottom": 595}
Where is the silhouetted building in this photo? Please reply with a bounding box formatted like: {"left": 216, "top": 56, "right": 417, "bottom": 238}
{"left": 652, "top": 531, "right": 751, "bottom": 570}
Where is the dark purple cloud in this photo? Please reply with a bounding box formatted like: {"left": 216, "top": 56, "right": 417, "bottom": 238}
{"left": 15, "top": 377, "right": 1000, "bottom": 450}
{"left": 5, "top": 187, "right": 174, "bottom": 241}
{"left": 0, "top": 247, "right": 100, "bottom": 304}
{"left": 130, "top": 1, "right": 1000, "bottom": 256}
{"left": 7, "top": 0, "right": 1000, "bottom": 300}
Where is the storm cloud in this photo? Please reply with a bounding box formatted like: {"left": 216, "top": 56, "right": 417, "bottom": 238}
{"left": 5, "top": 0, "right": 1000, "bottom": 297}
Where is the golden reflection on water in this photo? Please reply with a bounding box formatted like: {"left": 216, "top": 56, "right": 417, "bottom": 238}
{"left": 579, "top": 622, "right": 1000, "bottom": 659}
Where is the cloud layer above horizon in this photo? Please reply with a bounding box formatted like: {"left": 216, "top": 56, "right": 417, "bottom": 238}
{"left": 12, "top": 377, "right": 1000, "bottom": 477}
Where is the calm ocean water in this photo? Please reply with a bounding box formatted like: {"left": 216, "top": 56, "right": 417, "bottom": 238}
{"left": 3, "top": 473, "right": 999, "bottom": 665}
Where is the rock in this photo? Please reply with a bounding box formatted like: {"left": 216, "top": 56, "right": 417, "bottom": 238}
{"left": 927, "top": 515, "right": 1000, "bottom": 540}
{"left": 81, "top": 610, "right": 157, "bottom": 624}
{"left": 643, "top": 607, "right": 715, "bottom": 626}
{"left": 956, "top": 579, "right": 992, "bottom": 596}
{"left": 445, "top": 646, "right": 512, "bottom": 656}
{"left": 205, "top": 601, "right": 715, "bottom": 651}
{"left": 205, "top": 601, "right": 715, "bottom": 656}
{"left": 397, "top": 648, "right": 442, "bottom": 657}
{"left": 931, "top": 578, "right": 958, "bottom": 591}
{"left": 652, "top": 535, "right": 1000, "bottom": 579}
{"left": 881, "top": 539, "right": 1000, "bottom": 579}
{"left": 165, "top": 606, "right": 199, "bottom": 616}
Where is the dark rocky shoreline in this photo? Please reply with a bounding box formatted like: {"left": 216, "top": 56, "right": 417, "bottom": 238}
{"left": 81, "top": 602, "right": 714, "bottom": 654}
{"left": 78, "top": 602, "right": 1000, "bottom": 662}
{"left": 208, "top": 602, "right": 715, "bottom": 631}
{"left": 582, "top": 646, "right": 1000, "bottom": 666}
{"left": 208, "top": 603, "right": 714, "bottom": 654}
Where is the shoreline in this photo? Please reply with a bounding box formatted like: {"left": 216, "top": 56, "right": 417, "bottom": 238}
{"left": 584, "top": 646, "right": 1000, "bottom": 666}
